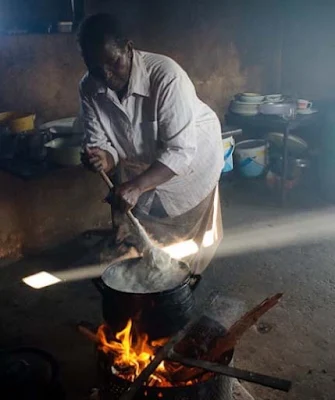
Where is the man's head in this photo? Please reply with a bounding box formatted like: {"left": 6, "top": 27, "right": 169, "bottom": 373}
{"left": 78, "top": 13, "right": 133, "bottom": 92}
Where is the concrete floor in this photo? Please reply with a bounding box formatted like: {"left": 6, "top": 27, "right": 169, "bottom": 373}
{"left": 1, "top": 179, "right": 335, "bottom": 399}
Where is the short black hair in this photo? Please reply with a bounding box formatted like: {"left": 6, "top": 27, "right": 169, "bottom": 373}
{"left": 77, "top": 13, "right": 127, "bottom": 54}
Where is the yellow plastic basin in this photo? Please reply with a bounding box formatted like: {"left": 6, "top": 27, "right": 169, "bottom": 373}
{"left": 9, "top": 113, "right": 36, "bottom": 133}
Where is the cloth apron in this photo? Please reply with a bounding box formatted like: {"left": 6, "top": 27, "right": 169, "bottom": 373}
{"left": 110, "top": 160, "right": 223, "bottom": 274}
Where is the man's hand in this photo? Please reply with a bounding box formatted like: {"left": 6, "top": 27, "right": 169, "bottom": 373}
{"left": 83, "top": 147, "right": 114, "bottom": 173}
{"left": 116, "top": 181, "right": 143, "bottom": 212}
{"left": 114, "top": 161, "right": 175, "bottom": 213}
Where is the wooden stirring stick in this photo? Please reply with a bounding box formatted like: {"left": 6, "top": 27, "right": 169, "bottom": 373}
{"left": 100, "top": 170, "right": 157, "bottom": 250}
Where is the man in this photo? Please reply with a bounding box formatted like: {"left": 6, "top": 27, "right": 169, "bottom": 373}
{"left": 79, "top": 13, "right": 223, "bottom": 273}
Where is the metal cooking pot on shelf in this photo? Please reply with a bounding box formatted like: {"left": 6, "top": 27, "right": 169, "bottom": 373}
{"left": 259, "top": 102, "right": 297, "bottom": 117}
{"left": 92, "top": 257, "right": 201, "bottom": 340}
{"left": 269, "top": 155, "right": 309, "bottom": 180}
{"left": 44, "top": 135, "right": 83, "bottom": 166}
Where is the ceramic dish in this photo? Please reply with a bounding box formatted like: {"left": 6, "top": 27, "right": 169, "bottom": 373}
{"left": 230, "top": 101, "right": 259, "bottom": 116}
{"left": 265, "top": 94, "right": 283, "bottom": 103}
{"left": 238, "top": 93, "right": 265, "bottom": 103}
{"left": 296, "top": 108, "right": 318, "bottom": 115}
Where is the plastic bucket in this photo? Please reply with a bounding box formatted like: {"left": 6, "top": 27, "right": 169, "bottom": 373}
{"left": 235, "top": 139, "right": 267, "bottom": 178}
{"left": 222, "top": 136, "right": 235, "bottom": 173}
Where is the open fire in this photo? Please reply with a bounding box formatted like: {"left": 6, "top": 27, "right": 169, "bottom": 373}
{"left": 97, "top": 319, "right": 194, "bottom": 387}
{"left": 77, "top": 293, "right": 289, "bottom": 398}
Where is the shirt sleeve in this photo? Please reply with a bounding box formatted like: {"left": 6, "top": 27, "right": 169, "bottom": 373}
{"left": 80, "top": 89, "right": 119, "bottom": 166}
{"left": 156, "top": 75, "right": 197, "bottom": 175}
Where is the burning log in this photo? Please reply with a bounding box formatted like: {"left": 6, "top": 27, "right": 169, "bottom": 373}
{"left": 170, "top": 293, "right": 283, "bottom": 383}
{"left": 209, "top": 293, "right": 283, "bottom": 359}
{"left": 77, "top": 321, "right": 175, "bottom": 387}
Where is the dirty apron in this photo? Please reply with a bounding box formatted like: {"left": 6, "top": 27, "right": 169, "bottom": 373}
{"left": 111, "top": 160, "right": 223, "bottom": 274}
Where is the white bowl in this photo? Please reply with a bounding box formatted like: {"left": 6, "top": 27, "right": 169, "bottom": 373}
{"left": 39, "top": 117, "right": 76, "bottom": 133}
{"left": 231, "top": 101, "right": 259, "bottom": 110}
{"left": 238, "top": 93, "right": 265, "bottom": 103}
{"left": 232, "top": 100, "right": 259, "bottom": 107}
{"left": 265, "top": 94, "right": 283, "bottom": 103}
{"left": 230, "top": 101, "right": 259, "bottom": 116}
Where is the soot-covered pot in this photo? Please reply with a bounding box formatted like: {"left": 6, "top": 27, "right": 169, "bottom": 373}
{"left": 92, "top": 257, "right": 201, "bottom": 340}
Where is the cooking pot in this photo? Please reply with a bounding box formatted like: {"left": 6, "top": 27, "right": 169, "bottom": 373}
{"left": 92, "top": 257, "right": 201, "bottom": 340}
{"left": 259, "top": 102, "right": 296, "bottom": 117}
{"left": 270, "top": 155, "right": 309, "bottom": 180}
{"left": 44, "top": 136, "right": 82, "bottom": 166}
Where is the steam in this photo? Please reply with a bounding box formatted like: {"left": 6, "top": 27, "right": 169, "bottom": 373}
{"left": 102, "top": 257, "right": 189, "bottom": 293}
{"left": 118, "top": 214, "right": 185, "bottom": 292}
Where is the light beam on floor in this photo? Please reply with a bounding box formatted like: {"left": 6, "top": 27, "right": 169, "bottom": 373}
{"left": 22, "top": 207, "right": 335, "bottom": 288}
{"left": 22, "top": 271, "right": 62, "bottom": 289}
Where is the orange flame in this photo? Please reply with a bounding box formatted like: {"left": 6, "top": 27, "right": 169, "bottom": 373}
{"left": 96, "top": 320, "right": 189, "bottom": 387}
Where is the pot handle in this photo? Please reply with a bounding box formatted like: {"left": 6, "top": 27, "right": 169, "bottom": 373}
{"left": 189, "top": 274, "right": 202, "bottom": 291}
{"left": 92, "top": 277, "right": 106, "bottom": 295}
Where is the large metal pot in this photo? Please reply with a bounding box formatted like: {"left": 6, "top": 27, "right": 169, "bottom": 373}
{"left": 92, "top": 257, "right": 201, "bottom": 340}
{"left": 44, "top": 136, "right": 82, "bottom": 166}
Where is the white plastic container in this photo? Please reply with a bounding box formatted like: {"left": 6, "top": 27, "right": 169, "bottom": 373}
{"left": 235, "top": 139, "right": 267, "bottom": 178}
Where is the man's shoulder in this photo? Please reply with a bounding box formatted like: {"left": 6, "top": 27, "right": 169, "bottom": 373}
{"left": 139, "top": 51, "right": 187, "bottom": 83}
{"left": 79, "top": 72, "right": 99, "bottom": 96}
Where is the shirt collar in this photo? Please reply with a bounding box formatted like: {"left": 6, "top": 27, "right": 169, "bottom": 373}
{"left": 89, "top": 50, "right": 150, "bottom": 98}
{"left": 127, "top": 50, "right": 150, "bottom": 97}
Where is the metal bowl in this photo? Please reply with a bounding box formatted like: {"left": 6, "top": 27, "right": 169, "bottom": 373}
{"left": 259, "top": 102, "right": 296, "bottom": 116}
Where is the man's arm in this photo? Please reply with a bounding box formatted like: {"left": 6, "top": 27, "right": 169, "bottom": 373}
{"left": 80, "top": 88, "right": 118, "bottom": 172}
{"left": 117, "top": 71, "right": 197, "bottom": 210}
{"left": 116, "top": 161, "right": 175, "bottom": 210}
{"left": 155, "top": 74, "right": 197, "bottom": 176}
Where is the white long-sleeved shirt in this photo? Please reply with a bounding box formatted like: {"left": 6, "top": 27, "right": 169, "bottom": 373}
{"left": 80, "top": 50, "right": 223, "bottom": 217}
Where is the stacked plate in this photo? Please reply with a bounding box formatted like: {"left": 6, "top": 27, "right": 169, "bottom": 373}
{"left": 230, "top": 93, "right": 265, "bottom": 116}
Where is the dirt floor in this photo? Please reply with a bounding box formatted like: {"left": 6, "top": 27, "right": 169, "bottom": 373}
{"left": 1, "top": 178, "right": 335, "bottom": 399}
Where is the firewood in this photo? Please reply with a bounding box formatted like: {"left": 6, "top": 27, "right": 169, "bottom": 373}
{"left": 171, "top": 293, "right": 283, "bottom": 382}
{"left": 208, "top": 293, "right": 283, "bottom": 359}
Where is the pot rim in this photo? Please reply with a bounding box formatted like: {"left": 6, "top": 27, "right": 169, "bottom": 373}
{"left": 100, "top": 256, "right": 195, "bottom": 295}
